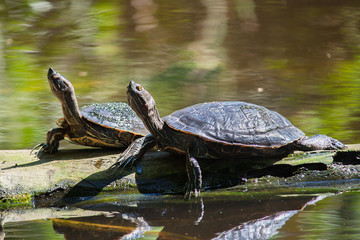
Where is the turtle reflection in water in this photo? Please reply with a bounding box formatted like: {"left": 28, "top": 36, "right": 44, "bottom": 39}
{"left": 112, "top": 81, "right": 345, "bottom": 198}
{"left": 32, "top": 68, "right": 148, "bottom": 155}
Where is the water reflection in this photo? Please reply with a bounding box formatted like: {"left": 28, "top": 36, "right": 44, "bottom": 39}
{"left": 276, "top": 191, "right": 360, "bottom": 239}
{"left": 50, "top": 194, "right": 326, "bottom": 240}
{"left": 5, "top": 191, "right": 360, "bottom": 239}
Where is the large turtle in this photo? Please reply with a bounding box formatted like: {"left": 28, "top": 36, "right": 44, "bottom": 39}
{"left": 113, "top": 81, "right": 345, "bottom": 197}
{"left": 33, "top": 68, "right": 148, "bottom": 155}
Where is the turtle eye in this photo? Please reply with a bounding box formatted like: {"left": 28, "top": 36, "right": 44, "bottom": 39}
{"left": 136, "top": 85, "right": 143, "bottom": 91}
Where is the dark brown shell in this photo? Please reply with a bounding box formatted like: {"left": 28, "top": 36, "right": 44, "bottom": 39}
{"left": 163, "top": 101, "right": 305, "bottom": 148}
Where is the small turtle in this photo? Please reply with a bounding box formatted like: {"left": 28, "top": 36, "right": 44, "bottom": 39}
{"left": 113, "top": 81, "right": 345, "bottom": 197}
{"left": 32, "top": 68, "right": 148, "bottom": 155}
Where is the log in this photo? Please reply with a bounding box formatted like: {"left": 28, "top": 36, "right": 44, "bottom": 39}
{"left": 1, "top": 144, "right": 360, "bottom": 208}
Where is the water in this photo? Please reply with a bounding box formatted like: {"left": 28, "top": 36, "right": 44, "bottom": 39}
{"left": 2, "top": 191, "right": 360, "bottom": 240}
{"left": 1, "top": 0, "right": 360, "bottom": 149}
{"left": 1, "top": 0, "right": 360, "bottom": 239}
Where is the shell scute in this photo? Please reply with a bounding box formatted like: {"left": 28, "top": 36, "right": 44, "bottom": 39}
{"left": 81, "top": 102, "right": 148, "bottom": 135}
{"left": 164, "top": 101, "right": 304, "bottom": 147}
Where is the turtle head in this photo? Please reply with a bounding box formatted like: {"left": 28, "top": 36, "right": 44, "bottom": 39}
{"left": 47, "top": 68, "right": 82, "bottom": 124}
{"left": 47, "top": 68, "right": 76, "bottom": 102}
{"left": 127, "top": 81, "right": 164, "bottom": 135}
{"left": 127, "top": 81, "right": 155, "bottom": 115}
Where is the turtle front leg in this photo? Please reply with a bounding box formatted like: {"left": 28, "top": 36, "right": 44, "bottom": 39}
{"left": 44, "top": 127, "right": 67, "bottom": 153}
{"left": 32, "top": 128, "right": 66, "bottom": 156}
{"left": 184, "top": 148, "right": 202, "bottom": 199}
{"left": 109, "top": 134, "right": 156, "bottom": 173}
{"left": 296, "top": 134, "right": 345, "bottom": 151}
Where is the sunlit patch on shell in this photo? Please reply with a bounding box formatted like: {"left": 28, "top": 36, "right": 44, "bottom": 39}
{"left": 81, "top": 102, "right": 148, "bottom": 135}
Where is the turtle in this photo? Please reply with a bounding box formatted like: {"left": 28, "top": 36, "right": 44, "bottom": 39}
{"left": 32, "top": 68, "right": 149, "bottom": 155}
{"left": 112, "top": 81, "right": 345, "bottom": 198}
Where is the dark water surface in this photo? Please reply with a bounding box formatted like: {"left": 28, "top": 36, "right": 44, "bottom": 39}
{"left": 2, "top": 190, "right": 360, "bottom": 240}
{"left": 1, "top": 0, "right": 360, "bottom": 239}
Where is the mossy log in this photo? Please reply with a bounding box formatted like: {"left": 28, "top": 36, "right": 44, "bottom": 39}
{"left": 0, "top": 144, "right": 360, "bottom": 208}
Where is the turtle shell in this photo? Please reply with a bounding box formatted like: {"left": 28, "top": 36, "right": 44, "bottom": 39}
{"left": 163, "top": 101, "right": 305, "bottom": 148}
{"left": 81, "top": 102, "right": 148, "bottom": 135}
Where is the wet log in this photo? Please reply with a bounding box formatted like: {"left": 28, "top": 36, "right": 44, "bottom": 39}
{"left": 0, "top": 144, "right": 359, "bottom": 208}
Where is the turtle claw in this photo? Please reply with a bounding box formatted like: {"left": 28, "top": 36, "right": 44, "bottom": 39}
{"left": 30, "top": 143, "right": 44, "bottom": 154}
{"left": 30, "top": 143, "right": 47, "bottom": 157}
{"left": 108, "top": 155, "right": 137, "bottom": 174}
{"left": 184, "top": 171, "right": 201, "bottom": 200}
{"left": 30, "top": 142, "right": 58, "bottom": 158}
{"left": 108, "top": 135, "right": 155, "bottom": 174}
{"left": 184, "top": 182, "right": 201, "bottom": 200}
{"left": 332, "top": 138, "right": 346, "bottom": 150}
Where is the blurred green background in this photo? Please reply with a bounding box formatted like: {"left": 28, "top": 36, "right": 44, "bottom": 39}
{"left": 0, "top": 0, "right": 359, "bottom": 149}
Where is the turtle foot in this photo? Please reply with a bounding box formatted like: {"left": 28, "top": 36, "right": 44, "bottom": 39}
{"left": 30, "top": 142, "right": 58, "bottom": 158}
{"left": 109, "top": 155, "right": 137, "bottom": 174}
{"left": 297, "top": 134, "right": 345, "bottom": 151}
{"left": 184, "top": 182, "right": 201, "bottom": 200}
{"left": 184, "top": 153, "right": 202, "bottom": 199}
{"left": 108, "top": 135, "right": 155, "bottom": 174}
